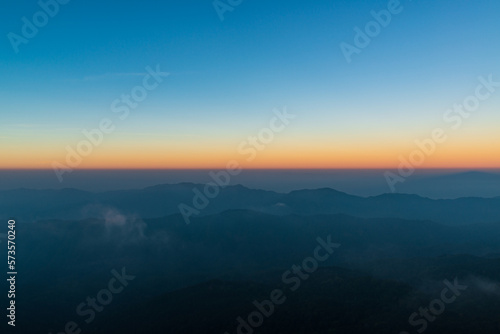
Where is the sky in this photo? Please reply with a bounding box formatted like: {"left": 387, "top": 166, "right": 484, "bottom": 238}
{"left": 1, "top": 0, "right": 500, "bottom": 170}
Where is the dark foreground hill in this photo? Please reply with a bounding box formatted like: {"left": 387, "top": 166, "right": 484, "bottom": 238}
{"left": 2, "top": 179, "right": 500, "bottom": 333}
{"left": 89, "top": 266, "right": 500, "bottom": 334}
{"left": 3, "top": 210, "right": 500, "bottom": 333}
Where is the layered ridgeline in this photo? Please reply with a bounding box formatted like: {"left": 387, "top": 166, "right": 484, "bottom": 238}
{"left": 2, "top": 182, "right": 500, "bottom": 225}
{"left": 2, "top": 183, "right": 500, "bottom": 333}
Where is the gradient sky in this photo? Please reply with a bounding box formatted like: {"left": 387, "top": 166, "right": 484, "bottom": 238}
{"left": 1, "top": 0, "right": 500, "bottom": 169}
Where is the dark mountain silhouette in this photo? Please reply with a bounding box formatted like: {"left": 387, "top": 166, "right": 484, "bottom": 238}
{"left": 3, "top": 185, "right": 500, "bottom": 333}
{"left": 2, "top": 183, "right": 500, "bottom": 225}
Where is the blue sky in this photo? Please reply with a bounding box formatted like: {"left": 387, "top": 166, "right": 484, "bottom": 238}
{"left": 1, "top": 0, "right": 500, "bottom": 168}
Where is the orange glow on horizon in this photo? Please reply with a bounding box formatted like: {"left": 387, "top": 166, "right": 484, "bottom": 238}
{"left": 2, "top": 133, "right": 499, "bottom": 170}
